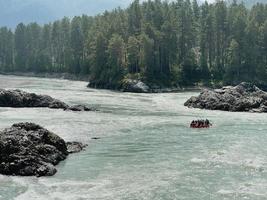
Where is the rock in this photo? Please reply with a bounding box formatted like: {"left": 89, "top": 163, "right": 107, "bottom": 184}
{"left": 121, "top": 79, "right": 150, "bottom": 93}
{"left": 0, "top": 122, "right": 86, "bottom": 177}
{"left": 0, "top": 89, "right": 68, "bottom": 109}
{"left": 66, "top": 142, "right": 88, "bottom": 153}
{"left": 65, "top": 105, "right": 97, "bottom": 112}
{"left": 0, "top": 89, "right": 94, "bottom": 112}
{"left": 91, "top": 137, "right": 101, "bottom": 140}
{"left": 184, "top": 82, "right": 267, "bottom": 113}
{"left": 87, "top": 78, "right": 182, "bottom": 93}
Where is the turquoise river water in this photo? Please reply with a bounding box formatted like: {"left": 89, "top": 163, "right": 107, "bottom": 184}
{"left": 0, "top": 75, "right": 267, "bottom": 200}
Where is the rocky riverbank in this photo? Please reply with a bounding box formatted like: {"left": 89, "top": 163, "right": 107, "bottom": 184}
{"left": 1, "top": 73, "right": 187, "bottom": 93}
{"left": 0, "top": 123, "right": 87, "bottom": 177}
{"left": 184, "top": 82, "right": 267, "bottom": 113}
{"left": 88, "top": 79, "right": 182, "bottom": 93}
{"left": 0, "top": 88, "right": 95, "bottom": 111}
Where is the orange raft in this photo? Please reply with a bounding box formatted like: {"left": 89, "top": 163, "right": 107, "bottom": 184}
{"left": 190, "top": 120, "right": 212, "bottom": 128}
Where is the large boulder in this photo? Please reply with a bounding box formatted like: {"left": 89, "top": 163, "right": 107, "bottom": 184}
{"left": 184, "top": 82, "right": 267, "bottom": 113}
{"left": 0, "top": 89, "right": 68, "bottom": 109}
{"left": 121, "top": 79, "right": 150, "bottom": 93}
{"left": 0, "top": 122, "right": 86, "bottom": 177}
{"left": 0, "top": 89, "right": 95, "bottom": 112}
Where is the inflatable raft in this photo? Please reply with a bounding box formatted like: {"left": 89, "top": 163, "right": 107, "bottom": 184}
{"left": 190, "top": 120, "right": 212, "bottom": 128}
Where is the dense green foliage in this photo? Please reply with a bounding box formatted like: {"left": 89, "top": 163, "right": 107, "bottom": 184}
{"left": 0, "top": 0, "right": 267, "bottom": 87}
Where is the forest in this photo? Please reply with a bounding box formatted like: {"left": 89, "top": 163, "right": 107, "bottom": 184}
{"left": 0, "top": 0, "right": 266, "bottom": 88}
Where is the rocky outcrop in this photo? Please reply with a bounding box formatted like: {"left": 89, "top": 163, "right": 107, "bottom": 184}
{"left": 0, "top": 89, "right": 68, "bottom": 109}
{"left": 0, "top": 89, "right": 95, "bottom": 112}
{"left": 184, "top": 82, "right": 267, "bottom": 113}
{"left": 0, "top": 122, "right": 86, "bottom": 177}
{"left": 121, "top": 79, "right": 150, "bottom": 93}
{"left": 87, "top": 78, "right": 182, "bottom": 93}
{"left": 87, "top": 79, "right": 150, "bottom": 93}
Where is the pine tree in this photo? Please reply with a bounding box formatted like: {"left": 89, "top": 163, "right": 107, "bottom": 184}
{"left": 214, "top": 0, "right": 227, "bottom": 80}
{"left": 60, "top": 17, "right": 71, "bottom": 72}
{"left": 14, "top": 23, "right": 27, "bottom": 71}
{"left": 90, "top": 32, "right": 108, "bottom": 85}
{"left": 199, "top": 2, "right": 211, "bottom": 81}
{"left": 225, "top": 39, "right": 241, "bottom": 83}
{"left": 26, "top": 23, "right": 41, "bottom": 72}
{"left": 39, "top": 24, "right": 52, "bottom": 72}
{"left": 140, "top": 33, "right": 154, "bottom": 78}
{"left": 128, "top": 0, "right": 142, "bottom": 36}
{"left": 0, "top": 27, "right": 14, "bottom": 71}
{"left": 70, "top": 17, "right": 84, "bottom": 74}
{"left": 51, "top": 21, "right": 61, "bottom": 72}
{"left": 107, "top": 34, "right": 125, "bottom": 86}
{"left": 127, "top": 36, "right": 140, "bottom": 73}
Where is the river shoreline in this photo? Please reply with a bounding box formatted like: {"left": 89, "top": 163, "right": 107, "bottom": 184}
{"left": 0, "top": 72, "right": 207, "bottom": 93}
{"left": 0, "top": 71, "right": 91, "bottom": 82}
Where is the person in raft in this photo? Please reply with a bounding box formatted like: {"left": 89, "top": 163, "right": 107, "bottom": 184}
{"left": 190, "top": 119, "right": 211, "bottom": 128}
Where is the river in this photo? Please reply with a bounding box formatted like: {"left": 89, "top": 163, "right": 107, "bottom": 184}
{"left": 0, "top": 75, "right": 267, "bottom": 200}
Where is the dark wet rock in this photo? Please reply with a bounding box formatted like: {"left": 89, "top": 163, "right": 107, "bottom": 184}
{"left": 91, "top": 137, "right": 101, "bottom": 140}
{"left": 66, "top": 142, "right": 88, "bottom": 153}
{"left": 87, "top": 78, "right": 182, "bottom": 93}
{"left": 0, "top": 122, "right": 86, "bottom": 177}
{"left": 0, "top": 89, "right": 68, "bottom": 109}
{"left": 121, "top": 79, "right": 150, "bottom": 93}
{"left": 184, "top": 82, "right": 267, "bottom": 113}
{"left": 0, "top": 89, "right": 95, "bottom": 112}
{"left": 65, "top": 105, "right": 97, "bottom": 112}
{"left": 88, "top": 79, "right": 151, "bottom": 93}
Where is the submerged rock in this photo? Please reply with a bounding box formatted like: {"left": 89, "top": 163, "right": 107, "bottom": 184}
{"left": 184, "top": 82, "right": 267, "bottom": 113}
{"left": 91, "top": 137, "right": 101, "bottom": 140}
{"left": 0, "top": 89, "right": 94, "bottom": 112}
{"left": 0, "top": 122, "right": 86, "bottom": 177}
{"left": 65, "top": 105, "right": 97, "bottom": 112}
{"left": 66, "top": 142, "right": 88, "bottom": 153}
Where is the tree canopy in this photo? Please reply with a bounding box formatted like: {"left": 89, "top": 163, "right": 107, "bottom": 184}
{"left": 0, "top": 0, "right": 266, "bottom": 88}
